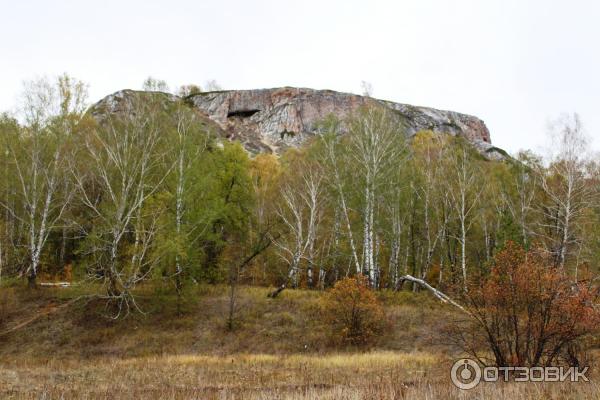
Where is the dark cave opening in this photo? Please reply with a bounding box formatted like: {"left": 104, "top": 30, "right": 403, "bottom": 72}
{"left": 227, "top": 109, "right": 260, "bottom": 118}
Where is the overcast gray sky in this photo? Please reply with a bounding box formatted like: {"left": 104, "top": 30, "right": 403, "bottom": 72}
{"left": 1, "top": 0, "right": 598, "bottom": 155}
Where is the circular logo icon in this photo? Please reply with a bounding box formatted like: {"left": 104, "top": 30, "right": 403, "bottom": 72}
{"left": 451, "top": 358, "right": 482, "bottom": 390}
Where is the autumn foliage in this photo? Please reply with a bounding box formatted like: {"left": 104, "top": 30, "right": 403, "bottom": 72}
{"left": 321, "top": 275, "right": 385, "bottom": 346}
{"left": 451, "top": 241, "right": 600, "bottom": 367}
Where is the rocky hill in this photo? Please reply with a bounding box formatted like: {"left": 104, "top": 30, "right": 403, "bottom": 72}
{"left": 92, "top": 87, "right": 506, "bottom": 159}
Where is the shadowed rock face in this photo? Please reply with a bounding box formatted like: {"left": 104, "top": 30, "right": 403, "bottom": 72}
{"left": 91, "top": 87, "right": 505, "bottom": 159}
{"left": 187, "top": 87, "right": 503, "bottom": 158}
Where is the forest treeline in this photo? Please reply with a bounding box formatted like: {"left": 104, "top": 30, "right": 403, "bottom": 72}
{"left": 0, "top": 75, "right": 599, "bottom": 315}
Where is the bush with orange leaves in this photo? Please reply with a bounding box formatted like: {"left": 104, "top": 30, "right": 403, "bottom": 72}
{"left": 449, "top": 241, "right": 600, "bottom": 367}
{"left": 320, "top": 275, "right": 386, "bottom": 346}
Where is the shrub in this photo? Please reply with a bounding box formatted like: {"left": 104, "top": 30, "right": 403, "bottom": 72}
{"left": 449, "top": 241, "right": 600, "bottom": 367}
{"left": 321, "top": 275, "right": 385, "bottom": 346}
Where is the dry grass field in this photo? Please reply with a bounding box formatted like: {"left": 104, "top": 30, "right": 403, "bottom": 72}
{"left": 2, "top": 352, "right": 598, "bottom": 399}
{"left": 0, "top": 284, "right": 598, "bottom": 399}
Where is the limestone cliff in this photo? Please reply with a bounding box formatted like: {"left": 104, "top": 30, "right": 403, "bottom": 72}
{"left": 187, "top": 87, "right": 503, "bottom": 159}
{"left": 92, "top": 87, "right": 506, "bottom": 159}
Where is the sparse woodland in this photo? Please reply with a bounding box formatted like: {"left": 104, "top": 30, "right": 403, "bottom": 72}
{"left": 2, "top": 76, "right": 600, "bottom": 397}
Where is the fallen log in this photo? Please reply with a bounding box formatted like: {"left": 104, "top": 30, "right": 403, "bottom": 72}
{"left": 397, "top": 275, "right": 468, "bottom": 314}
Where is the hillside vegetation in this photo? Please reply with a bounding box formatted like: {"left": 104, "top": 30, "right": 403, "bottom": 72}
{"left": 0, "top": 284, "right": 445, "bottom": 358}
{"left": 1, "top": 284, "right": 598, "bottom": 399}
{"left": 2, "top": 75, "right": 600, "bottom": 399}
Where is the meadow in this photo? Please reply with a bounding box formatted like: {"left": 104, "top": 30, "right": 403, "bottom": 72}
{"left": 0, "top": 284, "right": 598, "bottom": 399}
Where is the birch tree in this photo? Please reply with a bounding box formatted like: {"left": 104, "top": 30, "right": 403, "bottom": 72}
{"left": 347, "top": 107, "right": 405, "bottom": 287}
{"left": 385, "top": 188, "right": 407, "bottom": 289}
{"left": 319, "top": 123, "right": 361, "bottom": 276}
{"left": 498, "top": 151, "right": 539, "bottom": 249}
{"left": 411, "top": 132, "right": 448, "bottom": 282}
{"left": 73, "top": 94, "right": 172, "bottom": 314}
{"left": 0, "top": 76, "right": 86, "bottom": 287}
{"left": 170, "top": 103, "right": 211, "bottom": 293}
{"left": 446, "top": 139, "right": 483, "bottom": 290}
{"left": 538, "top": 113, "right": 592, "bottom": 271}
{"left": 270, "top": 162, "right": 323, "bottom": 297}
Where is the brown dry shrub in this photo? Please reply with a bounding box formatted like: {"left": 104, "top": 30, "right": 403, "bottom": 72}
{"left": 320, "top": 275, "right": 385, "bottom": 346}
{"left": 448, "top": 241, "right": 600, "bottom": 367}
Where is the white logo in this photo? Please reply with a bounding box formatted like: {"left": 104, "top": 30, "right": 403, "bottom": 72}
{"left": 450, "top": 358, "right": 590, "bottom": 390}
{"left": 451, "top": 358, "right": 482, "bottom": 390}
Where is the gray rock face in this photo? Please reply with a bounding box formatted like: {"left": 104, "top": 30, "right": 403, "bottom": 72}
{"left": 187, "top": 87, "right": 502, "bottom": 158}
{"left": 91, "top": 87, "right": 506, "bottom": 159}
